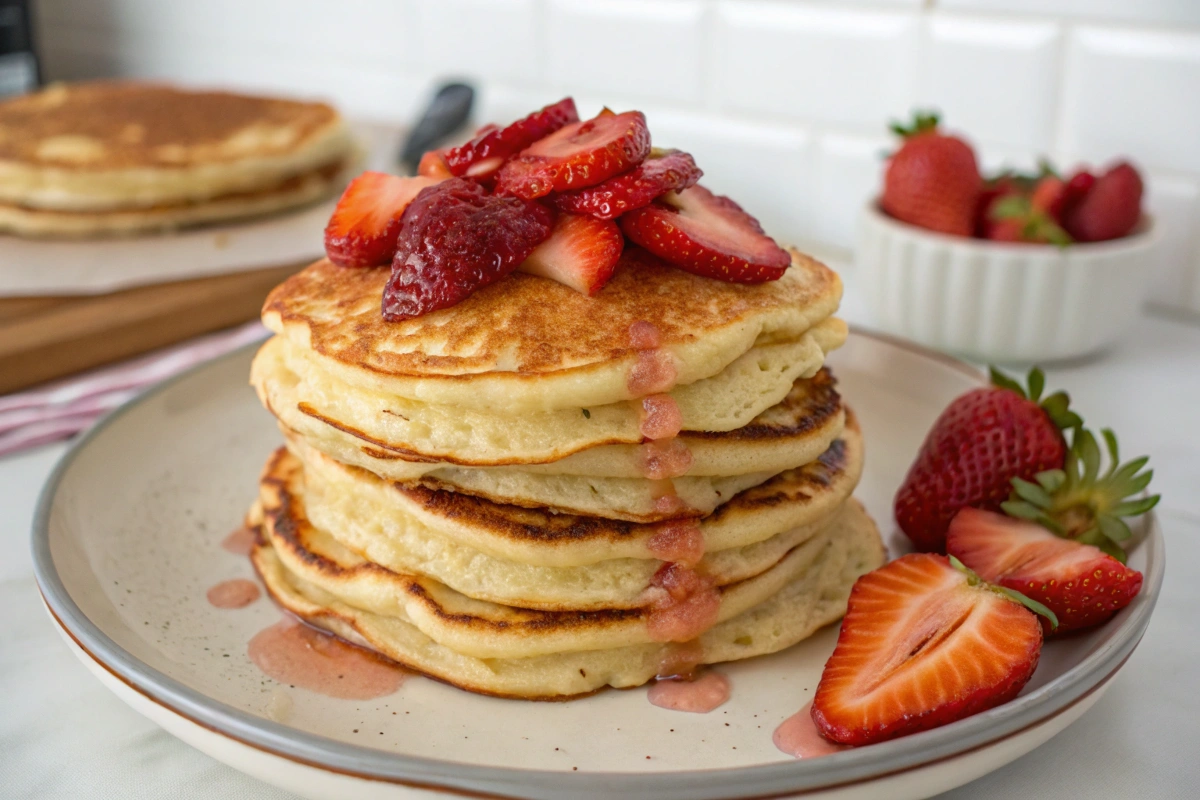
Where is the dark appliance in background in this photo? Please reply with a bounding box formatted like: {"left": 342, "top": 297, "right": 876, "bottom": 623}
{"left": 0, "top": 0, "right": 37, "bottom": 97}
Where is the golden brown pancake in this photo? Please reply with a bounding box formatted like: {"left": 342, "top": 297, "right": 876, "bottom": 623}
{"left": 0, "top": 80, "right": 354, "bottom": 235}
{"left": 260, "top": 248, "right": 844, "bottom": 414}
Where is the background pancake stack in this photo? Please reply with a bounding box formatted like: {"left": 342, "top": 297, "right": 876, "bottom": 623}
{"left": 247, "top": 247, "right": 886, "bottom": 698}
{"left": 0, "top": 80, "right": 355, "bottom": 238}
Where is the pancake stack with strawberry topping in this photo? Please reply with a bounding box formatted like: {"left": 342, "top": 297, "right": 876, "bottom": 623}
{"left": 244, "top": 98, "right": 885, "bottom": 698}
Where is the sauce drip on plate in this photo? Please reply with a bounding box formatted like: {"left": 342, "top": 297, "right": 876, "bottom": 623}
{"left": 206, "top": 579, "right": 260, "bottom": 609}
{"left": 648, "top": 669, "right": 730, "bottom": 713}
{"left": 248, "top": 618, "right": 408, "bottom": 700}
{"left": 773, "top": 701, "right": 849, "bottom": 759}
{"left": 221, "top": 526, "right": 257, "bottom": 556}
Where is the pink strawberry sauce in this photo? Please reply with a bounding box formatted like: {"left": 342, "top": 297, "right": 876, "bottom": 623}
{"left": 657, "top": 640, "right": 705, "bottom": 679}
{"left": 248, "top": 618, "right": 409, "bottom": 700}
{"left": 221, "top": 526, "right": 257, "bottom": 556}
{"left": 647, "top": 519, "right": 706, "bottom": 566}
{"left": 636, "top": 438, "right": 694, "bottom": 480}
{"left": 773, "top": 701, "right": 849, "bottom": 759}
{"left": 648, "top": 670, "right": 731, "bottom": 713}
{"left": 647, "top": 563, "right": 721, "bottom": 642}
{"left": 639, "top": 394, "right": 683, "bottom": 440}
{"left": 206, "top": 579, "right": 260, "bottom": 609}
{"left": 628, "top": 320, "right": 662, "bottom": 350}
{"left": 628, "top": 350, "right": 678, "bottom": 396}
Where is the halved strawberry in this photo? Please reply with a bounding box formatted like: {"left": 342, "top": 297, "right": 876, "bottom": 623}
{"left": 619, "top": 185, "right": 790, "bottom": 283}
{"left": 324, "top": 172, "right": 442, "bottom": 267}
{"left": 443, "top": 99, "right": 579, "bottom": 179}
{"left": 518, "top": 212, "right": 623, "bottom": 296}
{"left": 383, "top": 178, "right": 553, "bottom": 321}
{"left": 947, "top": 508, "right": 1143, "bottom": 634}
{"left": 812, "top": 553, "right": 1049, "bottom": 746}
{"left": 550, "top": 150, "right": 702, "bottom": 220}
{"left": 495, "top": 110, "right": 651, "bottom": 199}
{"left": 417, "top": 150, "right": 454, "bottom": 180}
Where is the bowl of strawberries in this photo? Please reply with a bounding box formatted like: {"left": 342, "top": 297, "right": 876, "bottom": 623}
{"left": 855, "top": 111, "right": 1161, "bottom": 363}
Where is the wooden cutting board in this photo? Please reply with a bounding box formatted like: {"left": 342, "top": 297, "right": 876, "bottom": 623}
{"left": 0, "top": 262, "right": 303, "bottom": 394}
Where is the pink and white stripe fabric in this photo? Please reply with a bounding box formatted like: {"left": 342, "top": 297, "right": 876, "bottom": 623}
{"left": 0, "top": 321, "right": 267, "bottom": 457}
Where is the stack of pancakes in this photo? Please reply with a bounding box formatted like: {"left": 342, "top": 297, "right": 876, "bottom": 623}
{"left": 248, "top": 249, "right": 885, "bottom": 698}
{"left": 0, "top": 81, "right": 354, "bottom": 237}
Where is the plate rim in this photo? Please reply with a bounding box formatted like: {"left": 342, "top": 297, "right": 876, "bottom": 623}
{"left": 30, "top": 328, "right": 1167, "bottom": 800}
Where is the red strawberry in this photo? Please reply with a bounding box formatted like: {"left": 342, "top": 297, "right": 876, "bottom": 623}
{"left": 812, "top": 553, "right": 1048, "bottom": 746}
{"left": 984, "top": 177, "right": 1072, "bottom": 245}
{"left": 324, "top": 172, "right": 442, "bottom": 267}
{"left": 549, "top": 149, "right": 702, "bottom": 220}
{"left": 1060, "top": 169, "right": 1095, "bottom": 221}
{"left": 518, "top": 212, "right": 624, "bottom": 295}
{"left": 881, "top": 111, "right": 982, "bottom": 237}
{"left": 975, "top": 175, "right": 1020, "bottom": 237}
{"left": 443, "top": 99, "right": 579, "bottom": 179}
{"left": 417, "top": 150, "right": 454, "bottom": 180}
{"left": 947, "top": 508, "right": 1143, "bottom": 634}
{"left": 1063, "top": 161, "right": 1143, "bottom": 242}
{"left": 383, "top": 178, "right": 553, "bottom": 321}
{"left": 619, "top": 185, "right": 790, "bottom": 283}
{"left": 495, "top": 109, "right": 651, "bottom": 199}
{"left": 894, "top": 368, "right": 1079, "bottom": 552}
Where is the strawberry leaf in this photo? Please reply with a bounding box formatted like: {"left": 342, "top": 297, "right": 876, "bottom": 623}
{"left": 1035, "top": 469, "right": 1066, "bottom": 494}
{"left": 950, "top": 556, "right": 1060, "bottom": 629}
{"left": 1028, "top": 367, "right": 1046, "bottom": 403}
{"left": 1098, "top": 513, "right": 1133, "bottom": 543}
{"left": 1111, "top": 495, "right": 1161, "bottom": 517}
{"left": 1012, "top": 477, "right": 1053, "bottom": 507}
{"left": 989, "top": 367, "right": 1027, "bottom": 398}
{"left": 991, "top": 586, "right": 1060, "bottom": 630}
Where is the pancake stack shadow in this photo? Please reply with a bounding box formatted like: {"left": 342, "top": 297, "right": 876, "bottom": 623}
{"left": 246, "top": 248, "right": 886, "bottom": 698}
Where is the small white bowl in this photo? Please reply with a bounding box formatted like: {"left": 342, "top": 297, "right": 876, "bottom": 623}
{"left": 854, "top": 202, "right": 1162, "bottom": 363}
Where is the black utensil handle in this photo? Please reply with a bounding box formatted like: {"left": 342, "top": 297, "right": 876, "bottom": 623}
{"left": 399, "top": 82, "right": 475, "bottom": 173}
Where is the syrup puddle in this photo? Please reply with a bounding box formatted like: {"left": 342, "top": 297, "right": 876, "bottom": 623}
{"left": 206, "top": 579, "right": 260, "bottom": 608}
{"left": 221, "top": 526, "right": 257, "bottom": 556}
{"left": 648, "top": 670, "right": 730, "bottom": 713}
{"left": 248, "top": 618, "right": 408, "bottom": 700}
{"left": 773, "top": 701, "right": 849, "bottom": 759}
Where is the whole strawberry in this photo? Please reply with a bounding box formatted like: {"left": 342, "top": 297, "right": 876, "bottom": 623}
{"left": 895, "top": 367, "right": 1081, "bottom": 552}
{"left": 882, "top": 111, "right": 982, "bottom": 237}
{"left": 1063, "top": 161, "right": 1143, "bottom": 242}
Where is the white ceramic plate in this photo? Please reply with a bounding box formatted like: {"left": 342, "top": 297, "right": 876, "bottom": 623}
{"left": 32, "top": 331, "right": 1164, "bottom": 800}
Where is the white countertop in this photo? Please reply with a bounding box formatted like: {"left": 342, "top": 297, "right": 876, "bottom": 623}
{"left": 2, "top": 267, "right": 1198, "bottom": 799}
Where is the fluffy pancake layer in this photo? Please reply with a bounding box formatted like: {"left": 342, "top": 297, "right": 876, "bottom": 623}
{"left": 252, "top": 497, "right": 885, "bottom": 698}
{"left": 261, "top": 249, "right": 844, "bottom": 414}
{"left": 0, "top": 81, "right": 353, "bottom": 210}
{"left": 264, "top": 420, "right": 861, "bottom": 610}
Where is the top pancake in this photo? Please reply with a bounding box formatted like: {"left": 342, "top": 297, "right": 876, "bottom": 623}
{"left": 0, "top": 81, "right": 352, "bottom": 211}
{"left": 262, "top": 247, "right": 843, "bottom": 414}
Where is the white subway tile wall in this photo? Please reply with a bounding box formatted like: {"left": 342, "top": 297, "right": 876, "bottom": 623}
{"left": 32, "top": 0, "right": 1200, "bottom": 314}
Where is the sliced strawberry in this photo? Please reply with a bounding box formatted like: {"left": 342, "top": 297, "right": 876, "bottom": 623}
{"left": 549, "top": 150, "right": 702, "bottom": 220}
{"left": 619, "top": 185, "right": 790, "bottom": 283}
{"left": 383, "top": 178, "right": 553, "bottom": 321}
{"left": 444, "top": 99, "right": 579, "bottom": 178}
{"left": 324, "top": 172, "right": 442, "bottom": 267}
{"left": 518, "top": 212, "right": 623, "bottom": 296}
{"left": 495, "top": 110, "right": 651, "bottom": 199}
{"left": 812, "top": 553, "right": 1045, "bottom": 746}
{"left": 417, "top": 150, "right": 454, "bottom": 180}
{"left": 947, "top": 508, "right": 1143, "bottom": 635}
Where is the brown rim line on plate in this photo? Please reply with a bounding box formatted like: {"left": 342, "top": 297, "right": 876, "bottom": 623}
{"left": 30, "top": 329, "right": 1164, "bottom": 800}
